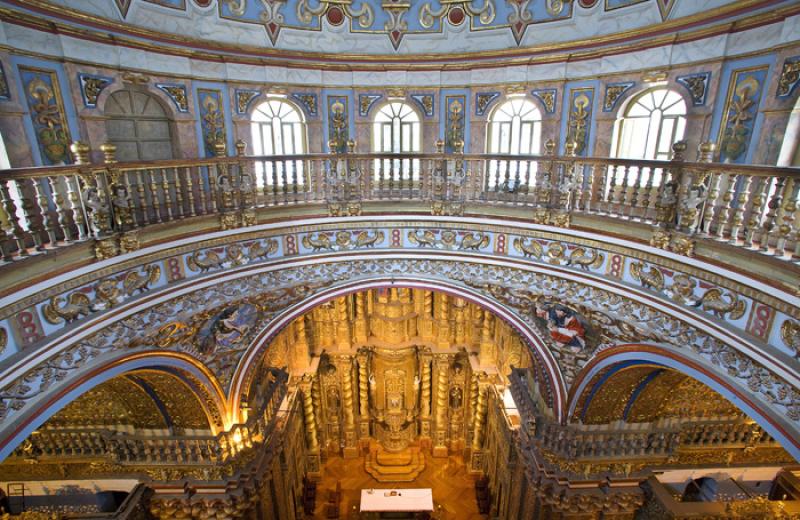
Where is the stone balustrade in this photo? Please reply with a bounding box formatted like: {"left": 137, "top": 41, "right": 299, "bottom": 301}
{"left": 0, "top": 140, "right": 798, "bottom": 262}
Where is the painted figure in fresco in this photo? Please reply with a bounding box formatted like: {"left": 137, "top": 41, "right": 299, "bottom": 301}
{"left": 536, "top": 303, "right": 587, "bottom": 349}
{"left": 198, "top": 303, "right": 258, "bottom": 355}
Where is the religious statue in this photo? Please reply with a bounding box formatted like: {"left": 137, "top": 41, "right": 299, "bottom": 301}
{"left": 449, "top": 386, "right": 463, "bottom": 409}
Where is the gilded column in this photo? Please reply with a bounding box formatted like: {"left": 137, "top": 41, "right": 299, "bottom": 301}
{"left": 419, "top": 350, "right": 432, "bottom": 439}
{"left": 291, "top": 316, "right": 311, "bottom": 373}
{"left": 472, "top": 377, "right": 488, "bottom": 450}
{"left": 433, "top": 356, "right": 450, "bottom": 457}
{"left": 335, "top": 296, "right": 351, "bottom": 350}
{"left": 479, "top": 309, "right": 495, "bottom": 367}
{"left": 437, "top": 293, "right": 451, "bottom": 347}
{"left": 341, "top": 356, "right": 358, "bottom": 457}
{"left": 358, "top": 353, "right": 369, "bottom": 416}
{"left": 418, "top": 290, "right": 435, "bottom": 340}
{"left": 301, "top": 376, "right": 318, "bottom": 451}
{"left": 353, "top": 292, "right": 368, "bottom": 343}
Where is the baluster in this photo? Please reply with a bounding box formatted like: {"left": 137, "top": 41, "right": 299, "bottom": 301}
{"left": 293, "top": 158, "right": 301, "bottom": 202}
{"left": 759, "top": 177, "right": 785, "bottom": 252}
{"left": 33, "top": 178, "right": 57, "bottom": 247}
{"left": 135, "top": 171, "right": 150, "bottom": 225}
{"left": 14, "top": 179, "right": 42, "bottom": 250}
{"left": 48, "top": 176, "right": 74, "bottom": 242}
{"left": 62, "top": 174, "right": 87, "bottom": 240}
{"left": 614, "top": 165, "right": 629, "bottom": 217}
{"left": 0, "top": 180, "right": 27, "bottom": 255}
{"left": 714, "top": 174, "right": 738, "bottom": 240}
{"left": 639, "top": 167, "right": 657, "bottom": 221}
{"left": 578, "top": 164, "right": 594, "bottom": 213}
{"left": 743, "top": 178, "right": 768, "bottom": 248}
{"left": 628, "top": 165, "right": 645, "bottom": 218}
{"left": 728, "top": 175, "right": 752, "bottom": 245}
{"left": 148, "top": 169, "right": 163, "bottom": 223}
{"left": 207, "top": 163, "right": 219, "bottom": 213}
{"left": 281, "top": 159, "right": 289, "bottom": 204}
{"left": 173, "top": 167, "right": 185, "bottom": 219}
{"left": 269, "top": 159, "right": 279, "bottom": 202}
{"left": 161, "top": 168, "right": 174, "bottom": 221}
{"left": 775, "top": 178, "right": 799, "bottom": 257}
{"left": 187, "top": 166, "right": 200, "bottom": 216}
{"left": 695, "top": 171, "right": 718, "bottom": 235}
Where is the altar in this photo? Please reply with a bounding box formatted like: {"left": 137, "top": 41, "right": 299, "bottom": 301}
{"left": 360, "top": 488, "right": 434, "bottom": 514}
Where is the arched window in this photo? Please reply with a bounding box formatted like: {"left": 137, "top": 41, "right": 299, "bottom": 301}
{"left": 613, "top": 88, "right": 686, "bottom": 162}
{"left": 372, "top": 102, "right": 421, "bottom": 183}
{"left": 486, "top": 98, "right": 542, "bottom": 191}
{"left": 250, "top": 99, "right": 307, "bottom": 187}
{"left": 104, "top": 89, "right": 175, "bottom": 162}
{"left": 372, "top": 102, "right": 420, "bottom": 153}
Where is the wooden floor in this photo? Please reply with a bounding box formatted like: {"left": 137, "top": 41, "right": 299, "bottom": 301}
{"left": 311, "top": 449, "right": 487, "bottom": 519}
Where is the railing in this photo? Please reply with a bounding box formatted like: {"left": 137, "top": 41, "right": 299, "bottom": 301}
{"left": 0, "top": 139, "right": 798, "bottom": 262}
{"left": 6, "top": 373, "right": 289, "bottom": 468}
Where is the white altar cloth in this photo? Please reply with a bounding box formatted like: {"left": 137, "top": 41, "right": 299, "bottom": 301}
{"left": 359, "top": 488, "right": 434, "bottom": 512}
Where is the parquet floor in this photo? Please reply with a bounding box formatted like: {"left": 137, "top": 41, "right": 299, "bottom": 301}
{"left": 311, "top": 448, "right": 487, "bottom": 520}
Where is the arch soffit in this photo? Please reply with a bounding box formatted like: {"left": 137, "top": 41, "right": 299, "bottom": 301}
{"left": 0, "top": 351, "right": 228, "bottom": 461}
{"left": 568, "top": 343, "right": 800, "bottom": 461}
{"left": 0, "top": 220, "right": 792, "bottom": 446}
{"left": 0, "top": 251, "right": 794, "bottom": 436}
{"left": 230, "top": 276, "right": 567, "bottom": 422}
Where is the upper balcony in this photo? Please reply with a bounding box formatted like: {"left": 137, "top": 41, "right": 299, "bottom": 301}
{"left": 0, "top": 139, "right": 796, "bottom": 284}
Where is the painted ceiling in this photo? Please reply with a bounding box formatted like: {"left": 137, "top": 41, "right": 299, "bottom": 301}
{"left": 19, "top": 0, "right": 776, "bottom": 55}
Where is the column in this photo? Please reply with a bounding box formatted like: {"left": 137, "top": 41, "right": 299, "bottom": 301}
{"left": 357, "top": 350, "right": 371, "bottom": 440}
{"left": 419, "top": 350, "right": 432, "bottom": 440}
{"left": 479, "top": 309, "right": 495, "bottom": 367}
{"left": 353, "top": 292, "right": 368, "bottom": 343}
{"left": 340, "top": 356, "right": 358, "bottom": 457}
{"left": 470, "top": 373, "right": 488, "bottom": 472}
{"left": 433, "top": 355, "right": 450, "bottom": 457}
{"left": 300, "top": 375, "right": 320, "bottom": 476}
{"left": 335, "top": 296, "right": 351, "bottom": 350}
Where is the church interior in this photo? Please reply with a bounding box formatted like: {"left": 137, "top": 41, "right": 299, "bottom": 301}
{"left": 0, "top": 0, "right": 799, "bottom": 518}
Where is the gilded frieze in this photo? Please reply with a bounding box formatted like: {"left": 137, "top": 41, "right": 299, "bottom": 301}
{"left": 602, "top": 81, "right": 634, "bottom": 112}
{"left": 531, "top": 88, "right": 556, "bottom": 114}
{"left": 291, "top": 92, "right": 318, "bottom": 117}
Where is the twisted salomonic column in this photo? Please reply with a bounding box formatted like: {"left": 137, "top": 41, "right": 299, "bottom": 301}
{"left": 336, "top": 296, "right": 351, "bottom": 349}
{"left": 301, "top": 376, "right": 318, "bottom": 450}
{"left": 341, "top": 355, "right": 358, "bottom": 457}
{"left": 342, "top": 357, "right": 355, "bottom": 427}
{"left": 354, "top": 292, "right": 368, "bottom": 342}
{"left": 421, "top": 355, "right": 432, "bottom": 417}
{"left": 358, "top": 352, "right": 369, "bottom": 417}
{"left": 472, "top": 376, "right": 488, "bottom": 450}
{"left": 435, "top": 358, "right": 449, "bottom": 428}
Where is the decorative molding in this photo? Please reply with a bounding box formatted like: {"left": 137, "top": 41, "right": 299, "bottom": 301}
{"left": 234, "top": 88, "right": 261, "bottom": 114}
{"left": 475, "top": 92, "right": 501, "bottom": 116}
{"left": 291, "top": 93, "right": 318, "bottom": 117}
{"left": 114, "top": 0, "right": 133, "bottom": 18}
{"left": 358, "top": 94, "right": 382, "bottom": 117}
{"left": 676, "top": 72, "right": 711, "bottom": 106}
{"left": 656, "top": 0, "right": 677, "bottom": 21}
{"left": 777, "top": 56, "right": 800, "bottom": 98}
{"left": 410, "top": 94, "right": 434, "bottom": 117}
{"left": 532, "top": 88, "right": 557, "bottom": 114}
{"left": 78, "top": 73, "right": 113, "bottom": 108}
{"left": 155, "top": 83, "right": 189, "bottom": 112}
{"left": 602, "top": 81, "right": 634, "bottom": 112}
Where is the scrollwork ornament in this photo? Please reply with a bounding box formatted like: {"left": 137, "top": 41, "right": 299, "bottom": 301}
{"left": 781, "top": 319, "right": 800, "bottom": 358}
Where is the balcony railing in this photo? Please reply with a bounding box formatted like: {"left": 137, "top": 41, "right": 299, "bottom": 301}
{"left": 0, "top": 139, "right": 798, "bottom": 262}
